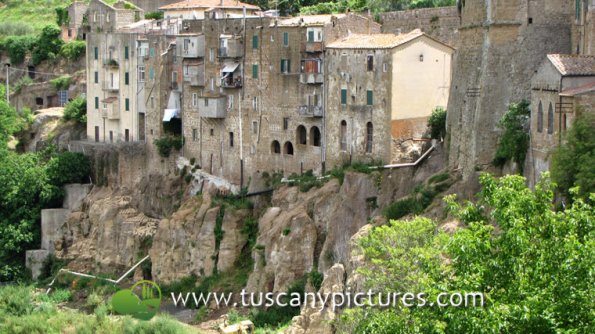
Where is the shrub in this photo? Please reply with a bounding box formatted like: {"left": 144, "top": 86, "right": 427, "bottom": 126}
{"left": 0, "top": 22, "right": 34, "bottom": 37}
{"left": 145, "top": 11, "right": 164, "bottom": 20}
{"left": 308, "top": 271, "right": 323, "bottom": 291}
{"left": 63, "top": 96, "right": 86, "bottom": 124}
{"left": 55, "top": 7, "right": 70, "bottom": 27}
{"left": 31, "top": 25, "right": 64, "bottom": 65}
{"left": 50, "top": 75, "right": 72, "bottom": 91}
{"left": 282, "top": 228, "right": 290, "bottom": 236}
{"left": 0, "top": 285, "right": 33, "bottom": 317}
{"left": 154, "top": 136, "right": 184, "bottom": 158}
{"left": 383, "top": 197, "right": 422, "bottom": 220}
{"left": 60, "top": 41, "right": 86, "bottom": 60}
{"left": 493, "top": 100, "right": 530, "bottom": 171}
{"left": 13, "top": 76, "right": 33, "bottom": 93}
{"left": 427, "top": 106, "right": 447, "bottom": 139}
{"left": 1, "top": 35, "right": 35, "bottom": 64}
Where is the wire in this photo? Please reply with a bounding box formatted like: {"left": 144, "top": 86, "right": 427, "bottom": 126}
{"left": 7, "top": 66, "right": 68, "bottom": 78}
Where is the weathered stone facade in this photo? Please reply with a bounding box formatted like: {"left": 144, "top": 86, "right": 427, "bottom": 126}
{"left": 379, "top": 6, "right": 460, "bottom": 45}
{"left": 447, "top": 0, "right": 574, "bottom": 178}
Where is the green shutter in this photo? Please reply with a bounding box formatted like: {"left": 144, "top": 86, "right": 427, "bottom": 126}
{"left": 125, "top": 98, "right": 130, "bottom": 111}
{"left": 367, "top": 90, "right": 373, "bottom": 106}
{"left": 149, "top": 68, "right": 154, "bottom": 80}
{"left": 150, "top": 48, "right": 155, "bottom": 57}
{"left": 308, "top": 31, "right": 314, "bottom": 42}
{"left": 94, "top": 47, "right": 98, "bottom": 60}
{"left": 253, "top": 64, "right": 258, "bottom": 79}
{"left": 576, "top": 0, "right": 581, "bottom": 19}
{"left": 95, "top": 97, "right": 99, "bottom": 109}
{"left": 124, "top": 46, "right": 129, "bottom": 59}
{"left": 125, "top": 72, "right": 129, "bottom": 85}
{"left": 283, "top": 32, "right": 288, "bottom": 46}
{"left": 341, "top": 89, "right": 347, "bottom": 105}
{"left": 94, "top": 72, "right": 98, "bottom": 83}
{"left": 252, "top": 35, "right": 258, "bottom": 49}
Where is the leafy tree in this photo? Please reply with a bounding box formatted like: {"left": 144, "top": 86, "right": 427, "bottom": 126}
{"left": 144, "top": 11, "right": 164, "bottom": 20}
{"left": 31, "top": 25, "right": 63, "bottom": 65}
{"left": 427, "top": 106, "right": 446, "bottom": 140}
{"left": 60, "top": 40, "right": 86, "bottom": 60}
{"left": 63, "top": 96, "right": 87, "bottom": 124}
{"left": 342, "top": 174, "right": 594, "bottom": 333}
{"left": 493, "top": 100, "right": 530, "bottom": 172}
{"left": 551, "top": 111, "right": 595, "bottom": 200}
{"left": 0, "top": 35, "right": 35, "bottom": 64}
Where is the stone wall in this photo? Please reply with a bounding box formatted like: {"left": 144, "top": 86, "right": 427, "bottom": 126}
{"left": 379, "top": 6, "right": 460, "bottom": 45}
{"left": 129, "top": 0, "right": 179, "bottom": 12}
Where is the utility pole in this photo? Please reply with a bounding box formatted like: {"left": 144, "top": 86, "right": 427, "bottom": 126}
{"left": 4, "top": 64, "right": 9, "bottom": 104}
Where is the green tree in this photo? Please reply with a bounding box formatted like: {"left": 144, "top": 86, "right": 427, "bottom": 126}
{"left": 343, "top": 174, "right": 594, "bottom": 333}
{"left": 60, "top": 40, "right": 86, "bottom": 60}
{"left": 427, "top": 106, "right": 446, "bottom": 140}
{"left": 63, "top": 96, "right": 87, "bottom": 124}
{"left": 31, "top": 25, "right": 63, "bottom": 65}
{"left": 551, "top": 112, "right": 595, "bottom": 200}
{"left": 493, "top": 100, "right": 530, "bottom": 172}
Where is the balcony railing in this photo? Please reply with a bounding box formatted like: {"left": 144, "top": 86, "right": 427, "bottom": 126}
{"left": 101, "top": 108, "right": 119, "bottom": 120}
{"left": 299, "top": 73, "right": 323, "bottom": 84}
{"left": 103, "top": 58, "right": 119, "bottom": 67}
{"left": 305, "top": 41, "right": 323, "bottom": 53}
{"left": 298, "top": 105, "right": 323, "bottom": 117}
{"left": 102, "top": 81, "right": 119, "bottom": 91}
{"left": 221, "top": 77, "right": 242, "bottom": 88}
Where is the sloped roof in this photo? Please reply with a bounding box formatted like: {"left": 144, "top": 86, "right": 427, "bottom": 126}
{"left": 326, "top": 29, "right": 451, "bottom": 50}
{"left": 547, "top": 54, "right": 595, "bottom": 76}
{"left": 560, "top": 81, "right": 595, "bottom": 96}
{"left": 273, "top": 14, "right": 347, "bottom": 27}
{"left": 159, "top": 0, "right": 260, "bottom": 11}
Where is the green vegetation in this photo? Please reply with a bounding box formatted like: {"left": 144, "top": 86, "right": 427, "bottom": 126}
{"left": 61, "top": 40, "right": 86, "bottom": 60}
{"left": 0, "top": 24, "right": 65, "bottom": 65}
{"left": 293, "top": 0, "right": 456, "bottom": 15}
{"left": 307, "top": 270, "right": 323, "bottom": 291}
{"left": 0, "top": 285, "right": 192, "bottom": 334}
{"left": 0, "top": 35, "right": 35, "bottom": 64}
{"left": 63, "top": 96, "right": 87, "bottom": 124}
{"left": 493, "top": 100, "right": 531, "bottom": 172}
{"left": 50, "top": 74, "right": 71, "bottom": 91}
{"left": 0, "top": 0, "right": 71, "bottom": 35}
{"left": 250, "top": 278, "right": 306, "bottom": 327}
{"left": 145, "top": 11, "right": 164, "bottom": 20}
{"left": 13, "top": 75, "right": 33, "bottom": 93}
{"left": 31, "top": 25, "right": 63, "bottom": 65}
{"left": 551, "top": 111, "right": 595, "bottom": 201}
{"left": 154, "top": 136, "right": 184, "bottom": 158}
{"left": 340, "top": 174, "right": 594, "bottom": 333}
{"left": 427, "top": 106, "right": 446, "bottom": 140}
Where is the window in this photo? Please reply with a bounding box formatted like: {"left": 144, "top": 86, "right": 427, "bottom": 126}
{"left": 547, "top": 102, "right": 554, "bottom": 134}
{"left": 95, "top": 96, "right": 99, "bottom": 109}
{"left": 537, "top": 101, "right": 543, "bottom": 133}
{"left": 93, "top": 12, "right": 97, "bottom": 22}
{"left": 252, "top": 64, "right": 258, "bottom": 79}
{"left": 281, "top": 59, "right": 291, "bottom": 73}
{"left": 192, "top": 93, "right": 198, "bottom": 107}
{"left": 94, "top": 47, "right": 98, "bottom": 60}
{"left": 366, "top": 122, "right": 373, "bottom": 153}
{"left": 184, "top": 39, "right": 190, "bottom": 50}
{"left": 228, "top": 95, "right": 234, "bottom": 109}
{"left": 149, "top": 48, "right": 155, "bottom": 57}
{"left": 210, "top": 48, "right": 215, "bottom": 62}
{"left": 205, "top": 98, "right": 209, "bottom": 107}
{"left": 563, "top": 113, "right": 567, "bottom": 131}
{"left": 149, "top": 68, "right": 154, "bottom": 80}
{"left": 150, "top": 96, "right": 154, "bottom": 108}
{"left": 367, "top": 90, "right": 373, "bottom": 106}
{"left": 138, "top": 66, "right": 145, "bottom": 82}
{"left": 95, "top": 126, "right": 99, "bottom": 142}
{"left": 192, "top": 128, "right": 198, "bottom": 141}
{"left": 283, "top": 117, "right": 289, "bottom": 130}
{"left": 94, "top": 71, "right": 99, "bottom": 84}
{"left": 125, "top": 72, "right": 129, "bottom": 85}
{"left": 125, "top": 129, "right": 129, "bottom": 142}
{"left": 106, "top": 14, "right": 110, "bottom": 22}
{"left": 271, "top": 140, "right": 281, "bottom": 154}
{"left": 210, "top": 128, "right": 214, "bottom": 136}
{"left": 252, "top": 121, "right": 258, "bottom": 134}
{"left": 284, "top": 141, "right": 294, "bottom": 155}
{"left": 184, "top": 65, "right": 190, "bottom": 76}
{"left": 576, "top": 0, "right": 581, "bottom": 20}
{"left": 297, "top": 125, "right": 307, "bottom": 145}
{"left": 340, "top": 120, "right": 347, "bottom": 151}
{"left": 124, "top": 46, "right": 129, "bottom": 60}
{"left": 109, "top": 131, "right": 113, "bottom": 143}
{"left": 172, "top": 71, "right": 177, "bottom": 83}
{"left": 125, "top": 98, "right": 130, "bottom": 111}
{"left": 229, "top": 132, "right": 234, "bottom": 147}
{"left": 310, "top": 126, "right": 321, "bottom": 146}
{"left": 367, "top": 55, "right": 374, "bottom": 71}
{"left": 383, "top": 63, "right": 388, "bottom": 72}
{"left": 308, "top": 30, "right": 315, "bottom": 42}
{"left": 252, "top": 35, "right": 259, "bottom": 49}
{"left": 252, "top": 96, "right": 258, "bottom": 110}
{"left": 341, "top": 89, "right": 347, "bottom": 105}
{"left": 283, "top": 32, "right": 289, "bottom": 47}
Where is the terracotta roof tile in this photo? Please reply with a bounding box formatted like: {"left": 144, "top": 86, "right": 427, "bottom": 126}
{"left": 547, "top": 54, "right": 595, "bottom": 76}
{"left": 159, "top": 0, "right": 260, "bottom": 11}
{"left": 273, "top": 14, "right": 347, "bottom": 27}
{"left": 560, "top": 81, "right": 595, "bottom": 96}
{"left": 326, "top": 30, "right": 426, "bottom": 49}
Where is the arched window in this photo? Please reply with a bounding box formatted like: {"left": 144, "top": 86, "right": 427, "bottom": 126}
{"left": 310, "top": 126, "right": 321, "bottom": 147}
{"left": 271, "top": 140, "right": 280, "bottom": 154}
{"left": 296, "top": 125, "right": 307, "bottom": 145}
{"left": 284, "top": 141, "right": 294, "bottom": 155}
{"left": 340, "top": 120, "right": 347, "bottom": 151}
{"left": 366, "top": 122, "right": 373, "bottom": 153}
{"left": 547, "top": 102, "right": 554, "bottom": 134}
{"left": 562, "top": 113, "right": 567, "bottom": 131}
{"left": 537, "top": 101, "right": 543, "bottom": 133}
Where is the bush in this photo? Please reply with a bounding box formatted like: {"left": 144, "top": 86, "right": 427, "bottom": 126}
{"left": 31, "top": 25, "right": 63, "bottom": 65}
{"left": 0, "top": 285, "right": 33, "bottom": 317}
{"left": 13, "top": 76, "right": 33, "bottom": 93}
{"left": 308, "top": 271, "right": 323, "bottom": 291}
{"left": 154, "top": 136, "right": 184, "bottom": 158}
{"left": 493, "top": 100, "right": 530, "bottom": 171}
{"left": 427, "top": 106, "right": 447, "bottom": 140}
{"left": 1, "top": 35, "right": 35, "bottom": 64}
{"left": 0, "top": 22, "right": 34, "bottom": 37}
{"left": 145, "top": 11, "right": 164, "bottom": 20}
{"left": 63, "top": 96, "right": 87, "bottom": 124}
{"left": 60, "top": 41, "right": 86, "bottom": 60}
{"left": 50, "top": 75, "right": 71, "bottom": 91}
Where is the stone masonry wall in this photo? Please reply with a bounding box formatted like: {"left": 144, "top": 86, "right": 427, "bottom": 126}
{"left": 379, "top": 6, "right": 460, "bottom": 45}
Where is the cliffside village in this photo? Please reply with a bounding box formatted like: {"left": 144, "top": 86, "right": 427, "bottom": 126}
{"left": 52, "top": 0, "right": 594, "bottom": 187}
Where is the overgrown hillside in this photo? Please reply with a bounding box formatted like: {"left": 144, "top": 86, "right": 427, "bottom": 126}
{"left": 0, "top": 0, "right": 71, "bottom": 36}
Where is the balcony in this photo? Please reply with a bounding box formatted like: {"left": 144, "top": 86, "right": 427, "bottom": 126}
{"left": 102, "top": 108, "right": 120, "bottom": 120}
{"left": 103, "top": 58, "right": 119, "bottom": 68}
{"left": 199, "top": 96, "right": 227, "bottom": 118}
{"left": 299, "top": 73, "right": 323, "bottom": 84}
{"left": 102, "top": 81, "right": 119, "bottom": 91}
{"left": 218, "top": 37, "right": 243, "bottom": 58}
{"left": 221, "top": 76, "right": 242, "bottom": 88}
{"left": 298, "top": 105, "right": 323, "bottom": 117}
{"left": 176, "top": 35, "right": 205, "bottom": 58}
{"left": 305, "top": 41, "right": 323, "bottom": 53}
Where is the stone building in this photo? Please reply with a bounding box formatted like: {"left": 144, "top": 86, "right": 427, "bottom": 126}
{"left": 446, "top": 0, "right": 574, "bottom": 178}
{"left": 528, "top": 54, "right": 595, "bottom": 186}
{"left": 159, "top": 0, "right": 261, "bottom": 20}
{"left": 573, "top": 0, "right": 595, "bottom": 55}
{"left": 324, "top": 30, "right": 453, "bottom": 167}
{"left": 60, "top": 1, "right": 90, "bottom": 42}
